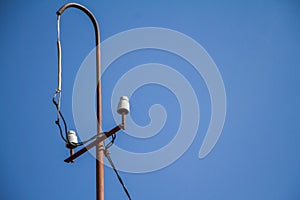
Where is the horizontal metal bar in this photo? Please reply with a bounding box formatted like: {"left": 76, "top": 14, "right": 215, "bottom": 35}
{"left": 64, "top": 125, "right": 121, "bottom": 163}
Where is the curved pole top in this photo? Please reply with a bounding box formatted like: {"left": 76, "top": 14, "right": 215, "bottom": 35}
{"left": 56, "top": 4, "right": 103, "bottom": 200}
{"left": 56, "top": 2, "right": 100, "bottom": 44}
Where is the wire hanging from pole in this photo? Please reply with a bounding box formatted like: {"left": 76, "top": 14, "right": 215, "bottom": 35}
{"left": 53, "top": 14, "right": 98, "bottom": 148}
{"left": 56, "top": 15, "right": 62, "bottom": 93}
{"left": 104, "top": 135, "right": 132, "bottom": 200}
{"left": 52, "top": 94, "right": 100, "bottom": 148}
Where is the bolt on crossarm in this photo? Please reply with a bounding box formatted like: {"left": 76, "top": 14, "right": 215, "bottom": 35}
{"left": 56, "top": 3, "right": 103, "bottom": 200}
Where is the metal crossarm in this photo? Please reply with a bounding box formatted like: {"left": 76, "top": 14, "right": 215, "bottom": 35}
{"left": 64, "top": 125, "right": 122, "bottom": 163}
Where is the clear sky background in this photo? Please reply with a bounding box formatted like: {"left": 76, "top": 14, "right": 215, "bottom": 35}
{"left": 1, "top": 0, "right": 300, "bottom": 199}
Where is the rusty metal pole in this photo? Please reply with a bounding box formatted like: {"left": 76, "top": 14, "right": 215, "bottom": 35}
{"left": 95, "top": 17, "right": 104, "bottom": 200}
{"left": 56, "top": 3, "right": 103, "bottom": 200}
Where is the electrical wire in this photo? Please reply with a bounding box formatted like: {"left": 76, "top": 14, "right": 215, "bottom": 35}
{"left": 56, "top": 15, "right": 62, "bottom": 93}
{"left": 54, "top": 12, "right": 103, "bottom": 148}
{"left": 53, "top": 83, "right": 132, "bottom": 199}
{"left": 104, "top": 135, "right": 132, "bottom": 200}
{"left": 105, "top": 133, "right": 116, "bottom": 149}
{"left": 53, "top": 95, "right": 98, "bottom": 148}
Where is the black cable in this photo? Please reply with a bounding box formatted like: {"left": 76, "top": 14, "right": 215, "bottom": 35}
{"left": 105, "top": 133, "right": 116, "bottom": 149}
{"left": 53, "top": 97, "right": 97, "bottom": 148}
{"left": 105, "top": 154, "right": 132, "bottom": 200}
{"left": 53, "top": 97, "right": 68, "bottom": 142}
{"left": 53, "top": 97, "right": 75, "bottom": 147}
{"left": 53, "top": 95, "right": 132, "bottom": 199}
{"left": 76, "top": 134, "right": 98, "bottom": 145}
{"left": 104, "top": 135, "right": 132, "bottom": 200}
{"left": 55, "top": 118, "right": 67, "bottom": 143}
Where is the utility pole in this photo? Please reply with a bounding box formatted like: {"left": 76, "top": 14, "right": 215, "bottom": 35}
{"left": 56, "top": 3, "right": 104, "bottom": 200}
{"left": 55, "top": 4, "right": 130, "bottom": 200}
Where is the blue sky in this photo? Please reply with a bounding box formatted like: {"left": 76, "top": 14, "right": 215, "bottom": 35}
{"left": 1, "top": 0, "right": 300, "bottom": 199}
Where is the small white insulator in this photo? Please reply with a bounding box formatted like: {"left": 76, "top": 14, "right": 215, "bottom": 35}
{"left": 67, "top": 130, "right": 78, "bottom": 144}
{"left": 117, "top": 96, "right": 130, "bottom": 115}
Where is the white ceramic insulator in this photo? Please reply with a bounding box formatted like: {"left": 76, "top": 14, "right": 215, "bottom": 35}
{"left": 67, "top": 130, "right": 78, "bottom": 143}
{"left": 117, "top": 96, "right": 130, "bottom": 115}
